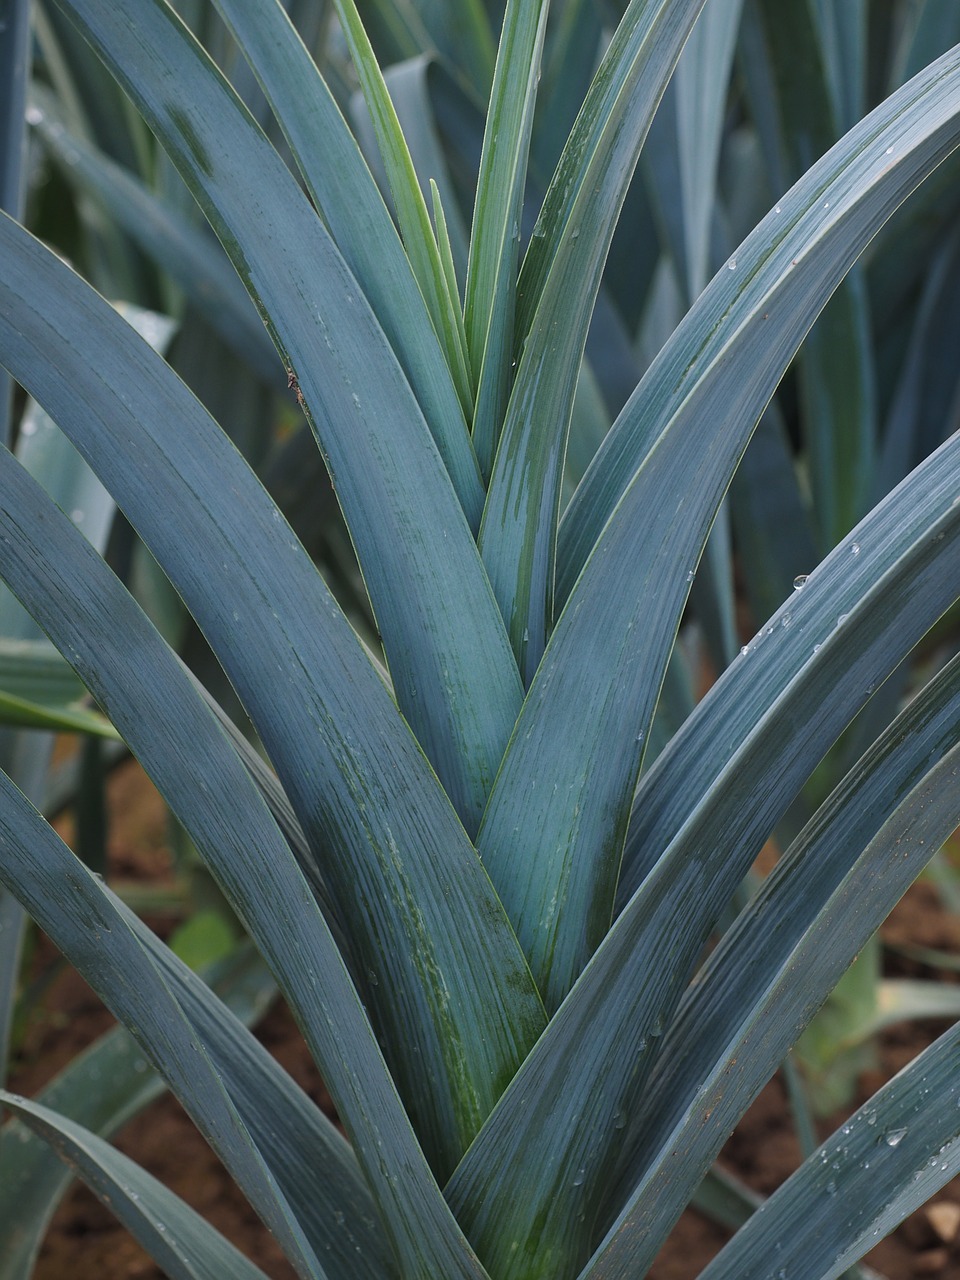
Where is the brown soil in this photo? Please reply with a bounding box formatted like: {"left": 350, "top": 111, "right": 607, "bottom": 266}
{"left": 6, "top": 759, "right": 960, "bottom": 1279}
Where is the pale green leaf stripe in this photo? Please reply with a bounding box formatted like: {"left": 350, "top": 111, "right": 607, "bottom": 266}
{"left": 0, "top": 688, "right": 116, "bottom": 737}
{"left": 56, "top": 0, "right": 522, "bottom": 836}
{"left": 479, "top": 0, "right": 708, "bottom": 681}
{"left": 449, "top": 425, "right": 960, "bottom": 1279}
{"left": 329, "top": 0, "right": 474, "bottom": 413}
{"left": 478, "top": 45, "right": 960, "bottom": 1018}
{"left": 432, "top": 180, "right": 463, "bottom": 314}
{"left": 701, "top": 1021, "right": 960, "bottom": 1279}
{"left": 209, "top": 0, "right": 483, "bottom": 528}
{"left": 0, "top": 1093, "right": 271, "bottom": 1280}
{"left": 0, "top": 450, "right": 491, "bottom": 1278}
{"left": 0, "top": 638, "right": 116, "bottom": 737}
{"left": 376, "top": 58, "right": 472, "bottom": 283}
{"left": 585, "top": 650, "right": 960, "bottom": 1276}
{"left": 465, "top": 0, "right": 549, "bottom": 480}
{"left": 0, "top": 218, "right": 545, "bottom": 1180}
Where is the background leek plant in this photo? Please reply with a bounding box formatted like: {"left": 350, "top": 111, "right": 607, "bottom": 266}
{"left": 2, "top": 0, "right": 960, "bottom": 1277}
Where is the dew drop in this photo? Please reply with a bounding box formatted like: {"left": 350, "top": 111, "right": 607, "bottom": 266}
{"left": 686, "top": 569, "right": 695, "bottom": 582}
{"left": 885, "top": 146, "right": 893, "bottom": 155}
{"left": 740, "top": 645, "right": 750, "bottom": 657}
{"left": 25, "top": 105, "right": 43, "bottom": 126}
{"left": 884, "top": 1127, "right": 908, "bottom": 1148}
{"left": 851, "top": 542, "right": 860, "bottom": 556}
{"left": 837, "top": 613, "right": 849, "bottom": 626}
{"left": 781, "top": 614, "right": 791, "bottom": 629}
{"left": 570, "top": 226, "right": 580, "bottom": 241}
{"left": 572, "top": 1168, "right": 586, "bottom": 1187}
{"left": 774, "top": 205, "right": 782, "bottom": 214}
{"left": 727, "top": 258, "right": 737, "bottom": 271}
{"left": 793, "top": 574, "right": 808, "bottom": 590}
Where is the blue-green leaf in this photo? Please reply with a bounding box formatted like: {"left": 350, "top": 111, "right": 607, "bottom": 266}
{"left": 56, "top": 0, "right": 521, "bottom": 833}
{"left": 585, "top": 647, "right": 960, "bottom": 1275}
{"left": 209, "top": 0, "right": 483, "bottom": 525}
{"left": 0, "top": 212, "right": 546, "bottom": 1177}
{"left": 465, "top": 0, "right": 549, "bottom": 479}
{"left": 476, "top": 43, "right": 960, "bottom": 1016}
{"left": 0, "top": 1092, "right": 272, "bottom": 1280}
{"left": 0, "top": 945, "right": 307, "bottom": 1280}
{"left": 0, "top": 448, "right": 491, "bottom": 1275}
{"left": 28, "top": 88, "right": 278, "bottom": 381}
{"left": 448, "top": 349, "right": 960, "bottom": 1280}
{"left": 479, "top": 0, "right": 708, "bottom": 679}
{"left": 700, "top": 1021, "right": 960, "bottom": 1279}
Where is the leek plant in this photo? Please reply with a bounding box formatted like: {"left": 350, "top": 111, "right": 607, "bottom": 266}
{"left": 2, "top": 1, "right": 960, "bottom": 1278}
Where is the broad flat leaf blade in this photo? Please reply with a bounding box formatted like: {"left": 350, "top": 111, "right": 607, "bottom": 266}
{"left": 465, "top": 0, "right": 549, "bottom": 480}
{"left": 479, "top": 0, "right": 708, "bottom": 679}
{"left": 209, "top": 0, "right": 483, "bottom": 527}
{"left": 0, "top": 1092, "right": 272, "bottom": 1280}
{"left": 583, "top": 648, "right": 960, "bottom": 1276}
{"left": 477, "top": 46, "right": 960, "bottom": 1019}
{"left": 29, "top": 89, "right": 279, "bottom": 381}
{"left": 0, "top": 778, "right": 324, "bottom": 1278}
{"left": 449, "top": 425, "right": 960, "bottom": 1280}
{"left": 0, "top": 945, "right": 280, "bottom": 1280}
{"left": 56, "top": 0, "right": 522, "bottom": 835}
{"left": 114, "top": 918, "right": 393, "bottom": 1280}
{"left": 0, "top": 299, "right": 164, "bottom": 1081}
{"left": 0, "top": 935, "right": 391, "bottom": 1280}
{"left": 699, "top": 1021, "right": 960, "bottom": 1279}
{"left": 0, "top": 453, "right": 490, "bottom": 1278}
{"left": 0, "top": 215, "right": 545, "bottom": 1180}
